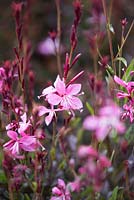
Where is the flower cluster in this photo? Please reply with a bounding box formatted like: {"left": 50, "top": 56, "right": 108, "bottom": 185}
{"left": 38, "top": 75, "right": 83, "bottom": 125}
{"left": 114, "top": 75, "right": 134, "bottom": 122}
{"left": 70, "top": 145, "right": 111, "bottom": 192}
{"left": 83, "top": 101, "right": 125, "bottom": 141}
{"left": 3, "top": 113, "right": 42, "bottom": 158}
{"left": 51, "top": 179, "right": 71, "bottom": 200}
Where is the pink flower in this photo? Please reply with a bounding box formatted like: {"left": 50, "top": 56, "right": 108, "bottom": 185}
{"left": 38, "top": 106, "right": 62, "bottom": 126}
{"left": 114, "top": 75, "right": 134, "bottom": 98}
{"left": 39, "top": 75, "right": 83, "bottom": 111}
{"left": 37, "top": 37, "right": 64, "bottom": 56}
{"left": 114, "top": 75, "right": 134, "bottom": 122}
{"left": 6, "top": 113, "right": 31, "bottom": 133}
{"left": 3, "top": 130, "right": 40, "bottom": 157}
{"left": 74, "top": 145, "right": 111, "bottom": 192}
{"left": 83, "top": 102, "right": 125, "bottom": 141}
{"left": 122, "top": 102, "right": 134, "bottom": 122}
{"left": 78, "top": 145, "right": 98, "bottom": 158}
{"left": 18, "top": 113, "right": 31, "bottom": 133}
{"left": 51, "top": 179, "right": 71, "bottom": 200}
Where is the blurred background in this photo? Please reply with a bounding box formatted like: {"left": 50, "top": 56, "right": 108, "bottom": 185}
{"left": 0, "top": 0, "right": 134, "bottom": 85}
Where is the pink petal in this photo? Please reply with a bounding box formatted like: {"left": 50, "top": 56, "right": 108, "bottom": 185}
{"left": 7, "top": 131, "right": 18, "bottom": 140}
{"left": 116, "top": 92, "right": 130, "bottom": 98}
{"left": 20, "top": 136, "right": 37, "bottom": 151}
{"left": 114, "top": 75, "right": 127, "bottom": 87}
{"left": 83, "top": 116, "right": 99, "bottom": 130}
{"left": 52, "top": 187, "right": 62, "bottom": 196}
{"left": 20, "top": 113, "right": 27, "bottom": 123}
{"left": 54, "top": 75, "right": 66, "bottom": 95}
{"left": 78, "top": 145, "right": 98, "bottom": 158}
{"left": 66, "top": 84, "right": 81, "bottom": 95}
{"left": 61, "top": 96, "right": 83, "bottom": 110}
{"left": 40, "top": 86, "right": 55, "bottom": 98}
{"left": 58, "top": 179, "right": 66, "bottom": 190}
{"left": 18, "top": 121, "right": 31, "bottom": 133}
{"left": 99, "top": 155, "right": 111, "bottom": 167}
{"left": 47, "top": 93, "right": 62, "bottom": 105}
{"left": 38, "top": 106, "right": 49, "bottom": 116}
{"left": 11, "top": 142, "right": 20, "bottom": 155}
{"left": 45, "top": 111, "right": 54, "bottom": 126}
{"left": 95, "top": 126, "right": 108, "bottom": 141}
{"left": 3, "top": 140, "right": 15, "bottom": 149}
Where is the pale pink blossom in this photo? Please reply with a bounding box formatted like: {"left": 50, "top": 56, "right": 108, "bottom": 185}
{"left": 71, "top": 145, "right": 111, "bottom": 192}
{"left": 83, "top": 102, "right": 125, "bottom": 141}
{"left": 39, "top": 75, "right": 83, "bottom": 111}
{"left": 78, "top": 145, "right": 98, "bottom": 158}
{"left": 38, "top": 106, "right": 63, "bottom": 126}
{"left": 38, "top": 37, "right": 64, "bottom": 56}
{"left": 3, "top": 130, "right": 40, "bottom": 157}
{"left": 6, "top": 113, "right": 31, "bottom": 133}
{"left": 51, "top": 179, "right": 71, "bottom": 200}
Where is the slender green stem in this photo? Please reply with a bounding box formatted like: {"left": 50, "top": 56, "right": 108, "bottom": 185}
{"left": 115, "top": 20, "right": 134, "bottom": 59}
{"left": 55, "top": 0, "right": 62, "bottom": 77}
{"left": 102, "top": 0, "right": 115, "bottom": 71}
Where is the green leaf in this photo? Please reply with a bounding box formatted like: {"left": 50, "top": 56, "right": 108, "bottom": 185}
{"left": 115, "top": 57, "right": 127, "bottom": 67}
{"left": 86, "top": 102, "right": 94, "bottom": 115}
{"left": 32, "top": 182, "right": 37, "bottom": 192}
{"left": 122, "top": 59, "right": 134, "bottom": 82}
{"left": 106, "top": 65, "right": 114, "bottom": 75}
{"left": 24, "top": 194, "right": 31, "bottom": 200}
{"left": 125, "top": 124, "right": 134, "bottom": 144}
{"left": 50, "top": 147, "right": 56, "bottom": 160}
{"left": 109, "top": 186, "right": 119, "bottom": 200}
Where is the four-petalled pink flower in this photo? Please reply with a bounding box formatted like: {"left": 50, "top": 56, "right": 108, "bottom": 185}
{"left": 4, "top": 130, "right": 40, "bottom": 157}
{"left": 38, "top": 75, "right": 83, "bottom": 111}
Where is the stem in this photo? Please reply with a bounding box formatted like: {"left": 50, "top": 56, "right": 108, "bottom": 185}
{"left": 93, "top": 54, "right": 98, "bottom": 77}
{"left": 109, "top": 0, "right": 114, "bottom": 22}
{"left": 69, "top": 46, "right": 73, "bottom": 66}
{"left": 55, "top": 0, "right": 62, "bottom": 77}
{"left": 59, "top": 131, "right": 77, "bottom": 178}
{"left": 115, "top": 20, "right": 134, "bottom": 59}
{"left": 8, "top": 179, "right": 14, "bottom": 200}
{"left": 119, "top": 28, "right": 124, "bottom": 78}
{"left": 102, "top": 0, "right": 115, "bottom": 71}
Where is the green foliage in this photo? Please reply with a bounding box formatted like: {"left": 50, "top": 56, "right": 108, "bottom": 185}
{"left": 125, "top": 124, "right": 134, "bottom": 143}
{"left": 122, "top": 59, "right": 134, "bottom": 82}
{"left": 109, "top": 186, "right": 119, "bottom": 200}
{"left": 86, "top": 102, "right": 94, "bottom": 115}
{"left": 115, "top": 57, "right": 127, "bottom": 68}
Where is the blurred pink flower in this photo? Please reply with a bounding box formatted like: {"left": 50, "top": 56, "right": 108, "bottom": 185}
{"left": 83, "top": 102, "right": 125, "bottom": 141}
{"left": 38, "top": 37, "right": 64, "bottom": 56}
{"left": 51, "top": 179, "right": 71, "bottom": 200}
{"left": 78, "top": 145, "right": 98, "bottom": 158}
{"left": 39, "top": 75, "right": 83, "bottom": 111}
{"left": 3, "top": 130, "right": 40, "bottom": 157}
{"left": 70, "top": 145, "right": 111, "bottom": 192}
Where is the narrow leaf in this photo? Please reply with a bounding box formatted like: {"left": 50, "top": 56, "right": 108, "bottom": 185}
{"left": 115, "top": 57, "right": 127, "bottom": 67}
{"left": 109, "top": 186, "right": 119, "bottom": 200}
{"left": 122, "top": 59, "right": 134, "bottom": 82}
{"left": 86, "top": 102, "right": 94, "bottom": 115}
